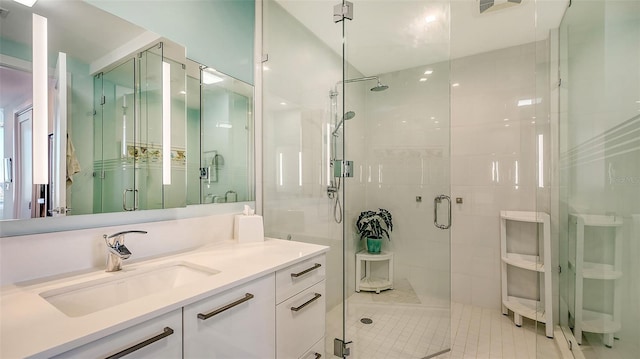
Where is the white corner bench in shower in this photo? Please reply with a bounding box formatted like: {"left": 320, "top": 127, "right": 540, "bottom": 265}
{"left": 500, "top": 210, "right": 553, "bottom": 338}
{"left": 568, "top": 214, "right": 622, "bottom": 348}
{"left": 355, "top": 251, "right": 394, "bottom": 294}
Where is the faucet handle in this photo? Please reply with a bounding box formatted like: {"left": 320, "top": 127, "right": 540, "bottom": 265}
{"left": 107, "top": 230, "right": 148, "bottom": 239}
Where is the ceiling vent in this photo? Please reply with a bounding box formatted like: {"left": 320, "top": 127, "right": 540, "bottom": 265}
{"left": 479, "top": 0, "right": 522, "bottom": 14}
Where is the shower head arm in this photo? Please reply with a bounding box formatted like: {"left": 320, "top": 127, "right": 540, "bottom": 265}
{"left": 335, "top": 76, "right": 380, "bottom": 89}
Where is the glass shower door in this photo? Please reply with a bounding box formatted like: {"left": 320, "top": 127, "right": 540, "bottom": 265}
{"left": 556, "top": 1, "right": 640, "bottom": 358}
{"left": 93, "top": 58, "right": 136, "bottom": 213}
{"left": 341, "top": 2, "right": 452, "bottom": 357}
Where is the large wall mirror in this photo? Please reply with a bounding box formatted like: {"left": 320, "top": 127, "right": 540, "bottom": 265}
{"left": 0, "top": 0, "right": 255, "bottom": 231}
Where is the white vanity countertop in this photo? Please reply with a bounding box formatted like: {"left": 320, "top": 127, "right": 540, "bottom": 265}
{"left": 0, "top": 238, "right": 329, "bottom": 359}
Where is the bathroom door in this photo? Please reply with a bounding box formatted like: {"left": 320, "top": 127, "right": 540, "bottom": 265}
{"left": 340, "top": 2, "right": 452, "bottom": 358}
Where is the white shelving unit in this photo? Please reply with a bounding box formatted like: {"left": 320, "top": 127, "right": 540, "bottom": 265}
{"left": 500, "top": 210, "right": 553, "bottom": 338}
{"left": 568, "top": 214, "right": 622, "bottom": 348}
{"left": 355, "top": 251, "right": 394, "bottom": 294}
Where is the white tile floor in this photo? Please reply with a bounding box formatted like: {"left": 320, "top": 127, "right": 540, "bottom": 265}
{"left": 326, "top": 298, "right": 561, "bottom": 359}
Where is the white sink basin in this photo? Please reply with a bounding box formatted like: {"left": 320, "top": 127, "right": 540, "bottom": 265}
{"left": 40, "top": 262, "right": 220, "bottom": 317}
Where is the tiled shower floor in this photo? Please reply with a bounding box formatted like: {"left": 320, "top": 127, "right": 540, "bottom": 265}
{"left": 325, "top": 298, "right": 561, "bottom": 359}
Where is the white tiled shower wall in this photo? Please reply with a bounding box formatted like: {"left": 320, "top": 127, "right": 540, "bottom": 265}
{"left": 449, "top": 42, "right": 551, "bottom": 310}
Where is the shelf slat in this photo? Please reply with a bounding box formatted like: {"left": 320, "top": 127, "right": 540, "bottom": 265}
{"left": 500, "top": 211, "right": 549, "bottom": 223}
{"left": 568, "top": 260, "right": 622, "bottom": 280}
{"left": 503, "top": 296, "right": 546, "bottom": 322}
{"left": 569, "top": 214, "right": 623, "bottom": 227}
{"left": 580, "top": 310, "right": 621, "bottom": 334}
{"left": 502, "top": 253, "right": 544, "bottom": 272}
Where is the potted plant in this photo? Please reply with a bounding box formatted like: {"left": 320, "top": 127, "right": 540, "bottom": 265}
{"left": 356, "top": 208, "right": 393, "bottom": 254}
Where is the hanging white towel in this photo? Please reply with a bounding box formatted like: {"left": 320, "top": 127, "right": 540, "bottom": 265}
{"left": 66, "top": 136, "right": 81, "bottom": 185}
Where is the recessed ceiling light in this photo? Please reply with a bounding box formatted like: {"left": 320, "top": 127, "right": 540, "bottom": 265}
{"left": 13, "top": 0, "right": 37, "bottom": 7}
{"left": 434, "top": 120, "right": 439, "bottom": 124}
{"left": 280, "top": 102, "right": 287, "bottom": 106}
{"left": 531, "top": 121, "right": 536, "bottom": 124}
{"left": 452, "top": 83, "right": 460, "bottom": 87}
{"left": 504, "top": 118, "right": 509, "bottom": 121}
{"left": 419, "top": 78, "right": 427, "bottom": 82}
{"left": 402, "top": 120, "right": 407, "bottom": 123}
{"left": 636, "top": 100, "right": 640, "bottom": 103}
{"left": 424, "top": 70, "right": 433, "bottom": 75}
{"left": 425, "top": 15, "right": 437, "bottom": 23}
{"left": 430, "top": 116, "right": 435, "bottom": 120}
{"left": 505, "top": 124, "right": 510, "bottom": 127}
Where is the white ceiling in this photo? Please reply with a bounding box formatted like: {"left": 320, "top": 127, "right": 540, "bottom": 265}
{"left": 278, "top": 0, "right": 569, "bottom": 76}
{"left": 0, "top": 0, "right": 147, "bottom": 65}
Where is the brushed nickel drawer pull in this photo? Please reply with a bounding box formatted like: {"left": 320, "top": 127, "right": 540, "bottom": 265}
{"left": 105, "top": 327, "right": 174, "bottom": 359}
{"left": 291, "top": 293, "right": 322, "bottom": 312}
{"left": 197, "top": 293, "right": 254, "bottom": 320}
{"left": 291, "top": 263, "right": 321, "bottom": 278}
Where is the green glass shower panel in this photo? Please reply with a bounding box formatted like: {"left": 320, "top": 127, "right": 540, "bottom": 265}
{"left": 138, "top": 45, "right": 163, "bottom": 210}
{"left": 558, "top": 1, "right": 640, "bottom": 357}
{"left": 92, "top": 73, "right": 104, "bottom": 213}
{"left": 101, "top": 58, "right": 136, "bottom": 213}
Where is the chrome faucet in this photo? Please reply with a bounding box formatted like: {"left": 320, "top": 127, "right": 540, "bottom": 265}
{"left": 103, "top": 230, "right": 147, "bottom": 272}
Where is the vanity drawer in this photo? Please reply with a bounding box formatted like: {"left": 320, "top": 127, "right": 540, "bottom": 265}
{"left": 276, "top": 254, "right": 325, "bottom": 304}
{"left": 276, "top": 280, "right": 325, "bottom": 359}
{"left": 299, "top": 337, "right": 325, "bottom": 359}
{"left": 52, "top": 309, "right": 182, "bottom": 359}
{"left": 183, "top": 273, "right": 276, "bottom": 359}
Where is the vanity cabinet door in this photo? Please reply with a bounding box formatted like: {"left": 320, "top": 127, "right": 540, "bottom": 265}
{"left": 183, "top": 274, "right": 276, "bottom": 359}
{"left": 52, "top": 309, "right": 182, "bottom": 359}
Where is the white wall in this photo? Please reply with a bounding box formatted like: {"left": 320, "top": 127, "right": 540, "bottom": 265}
{"left": 0, "top": 211, "right": 238, "bottom": 286}
{"left": 450, "top": 42, "right": 548, "bottom": 309}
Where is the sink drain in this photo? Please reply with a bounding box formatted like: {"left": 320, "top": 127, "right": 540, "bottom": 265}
{"left": 360, "top": 317, "right": 373, "bottom": 324}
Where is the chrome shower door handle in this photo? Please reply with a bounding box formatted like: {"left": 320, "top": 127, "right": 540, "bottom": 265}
{"left": 123, "top": 189, "right": 135, "bottom": 211}
{"left": 434, "top": 194, "right": 452, "bottom": 230}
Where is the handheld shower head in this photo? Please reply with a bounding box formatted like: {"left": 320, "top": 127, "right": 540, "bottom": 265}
{"left": 333, "top": 111, "right": 356, "bottom": 136}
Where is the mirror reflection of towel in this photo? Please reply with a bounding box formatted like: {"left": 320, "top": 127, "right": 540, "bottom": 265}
{"left": 66, "top": 137, "right": 81, "bottom": 185}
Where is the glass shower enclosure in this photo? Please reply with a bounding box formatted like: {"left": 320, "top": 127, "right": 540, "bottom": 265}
{"left": 263, "top": 1, "right": 452, "bottom": 358}
{"left": 93, "top": 42, "right": 186, "bottom": 214}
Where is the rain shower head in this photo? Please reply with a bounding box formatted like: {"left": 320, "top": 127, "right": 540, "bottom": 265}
{"left": 371, "top": 81, "right": 389, "bottom": 92}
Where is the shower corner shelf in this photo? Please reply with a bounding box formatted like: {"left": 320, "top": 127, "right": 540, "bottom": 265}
{"left": 500, "top": 210, "right": 553, "bottom": 339}
{"left": 568, "top": 213, "right": 623, "bottom": 347}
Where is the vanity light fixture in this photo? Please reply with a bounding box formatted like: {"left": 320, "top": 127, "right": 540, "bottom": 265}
{"left": 14, "top": 0, "right": 37, "bottom": 7}
{"left": 162, "top": 61, "right": 171, "bottom": 185}
{"left": 32, "top": 14, "right": 47, "bottom": 184}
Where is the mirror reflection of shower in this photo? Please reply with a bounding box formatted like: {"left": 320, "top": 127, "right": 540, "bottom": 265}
{"left": 328, "top": 76, "right": 389, "bottom": 223}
